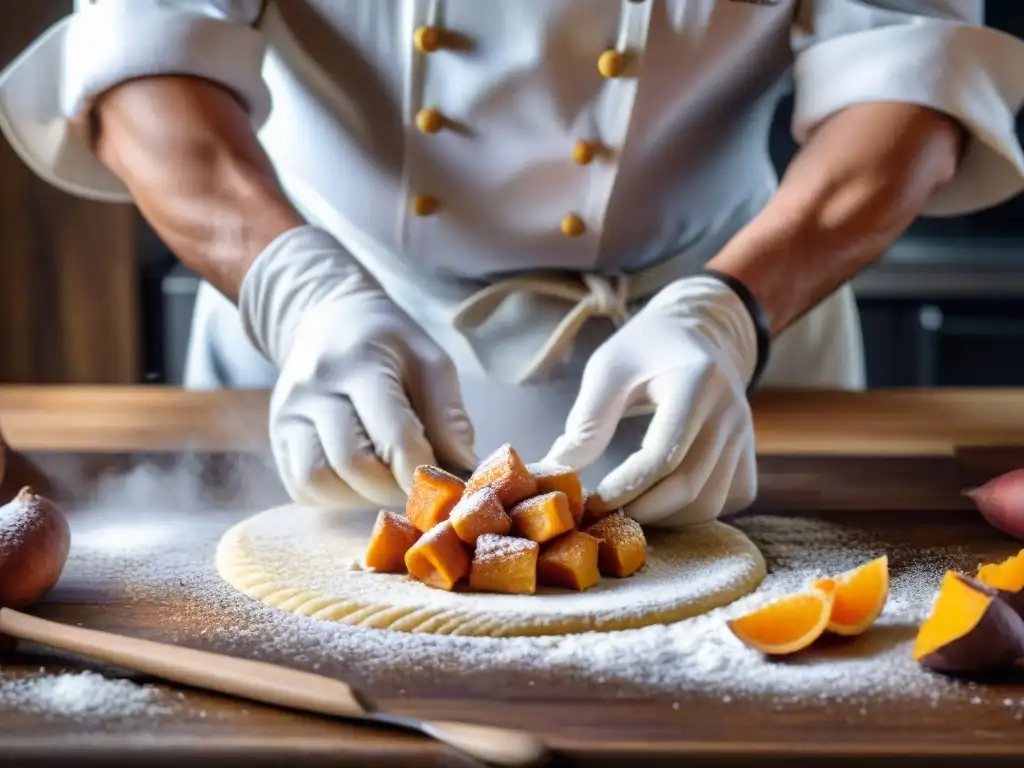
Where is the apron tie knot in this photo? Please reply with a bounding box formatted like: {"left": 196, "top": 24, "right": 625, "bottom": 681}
{"left": 452, "top": 272, "right": 632, "bottom": 384}
{"left": 582, "top": 273, "right": 630, "bottom": 323}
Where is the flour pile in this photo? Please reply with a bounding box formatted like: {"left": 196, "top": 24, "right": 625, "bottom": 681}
{"left": 0, "top": 671, "right": 179, "bottom": 721}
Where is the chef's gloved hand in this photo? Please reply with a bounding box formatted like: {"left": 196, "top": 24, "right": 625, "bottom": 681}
{"left": 544, "top": 275, "right": 761, "bottom": 527}
{"left": 239, "top": 225, "right": 476, "bottom": 509}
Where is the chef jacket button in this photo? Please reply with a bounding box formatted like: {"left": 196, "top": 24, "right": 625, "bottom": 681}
{"left": 412, "top": 194, "right": 439, "bottom": 216}
{"left": 597, "top": 49, "right": 626, "bottom": 78}
{"left": 416, "top": 107, "right": 443, "bottom": 134}
{"left": 414, "top": 26, "right": 443, "bottom": 53}
{"left": 560, "top": 214, "right": 585, "bottom": 237}
{"left": 573, "top": 140, "right": 599, "bottom": 165}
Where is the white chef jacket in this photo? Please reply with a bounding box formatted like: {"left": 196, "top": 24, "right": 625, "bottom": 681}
{"left": 1, "top": 1, "right": 1023, "bottom": 463}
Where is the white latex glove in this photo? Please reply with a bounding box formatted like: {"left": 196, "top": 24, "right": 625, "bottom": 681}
{"left": 544, "top": 275, "right": 760, "bottom": 528}
{"left": 239, "top": 225, "right": 476, "bottom": 509}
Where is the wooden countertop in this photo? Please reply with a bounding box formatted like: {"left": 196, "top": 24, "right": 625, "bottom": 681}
{"left": 5, "top": 385, "right": 1024, "bottom": 456}
{"left": 4, "top": 386, "right": 1024, "bottom": 766}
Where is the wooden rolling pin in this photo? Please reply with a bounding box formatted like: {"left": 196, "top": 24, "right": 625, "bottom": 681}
{"left": 0, "top": 608, "right": 548, "bottom": 767}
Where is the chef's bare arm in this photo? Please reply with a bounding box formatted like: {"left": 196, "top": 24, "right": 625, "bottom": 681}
{"left": 706, "top": 102, "right": 963, "bottom": 336}
{"left": 707, "top": 0, "right": 1024, "bottom": 338}
{"left": 92, "top": 77, "right": 305, "bottom": 303}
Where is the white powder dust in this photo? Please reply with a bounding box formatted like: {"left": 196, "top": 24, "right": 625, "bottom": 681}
{"left": 0, "top": 671, "right": 179, "bottom": 721}
{"left": 474, "top": 532, "right": 538, "bottom": 564}
{"left": 0, "top": 493, "right": 39, "bottom": 557}
{"left": 5, "top": 457, "right": 1015, "bottom": 721}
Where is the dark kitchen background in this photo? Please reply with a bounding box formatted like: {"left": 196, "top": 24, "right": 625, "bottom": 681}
{"left": 1, "top": 1, "right": 1022, "bottom": 387}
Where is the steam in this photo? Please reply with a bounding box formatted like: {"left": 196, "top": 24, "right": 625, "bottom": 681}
{"left": 42, "top": 451, "right": 290, "bottom": 560}
{"left": 41, "top": 451, "right": 285, "bottom": 512}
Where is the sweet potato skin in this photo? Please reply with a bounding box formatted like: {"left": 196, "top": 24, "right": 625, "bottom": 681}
{"left": 966, "top": 469, "right": 1024, "bottom": 542}
{"left": 918, "top": 574, "right": 1024, "bottom": 673}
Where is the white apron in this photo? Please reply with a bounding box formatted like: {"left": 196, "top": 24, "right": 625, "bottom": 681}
{"left": 184, "top": 2, "right": 865, "bottom": 485}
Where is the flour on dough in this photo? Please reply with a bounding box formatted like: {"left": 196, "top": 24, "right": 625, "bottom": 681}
{"left": 215, "top": 505, "right": 766, "bottom": 637}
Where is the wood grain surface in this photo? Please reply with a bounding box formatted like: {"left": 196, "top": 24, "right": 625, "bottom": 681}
{"left": 3, "top": 387, "right": 1024, "bottom": 766}
{"left": 6, "top": 386, "right": 1024, "bottom": 455}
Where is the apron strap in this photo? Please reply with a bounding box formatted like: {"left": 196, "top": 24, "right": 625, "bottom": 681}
{"left": 448, "top": 187, "right": 778, "bottom": 383}
{"left": 452, "top": 272, "right": 632, "bottom": 383}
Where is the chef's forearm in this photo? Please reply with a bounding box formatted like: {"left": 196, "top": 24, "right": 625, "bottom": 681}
{"left": 706, "top": 102, "right": 965, "bottom": 336}
{"left": 92, "top": 76, "right": 305, "bottom": 302}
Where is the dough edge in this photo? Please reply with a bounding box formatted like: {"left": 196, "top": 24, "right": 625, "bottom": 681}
{"left": 215, "top": 506, "right": 767, "bottom": 638}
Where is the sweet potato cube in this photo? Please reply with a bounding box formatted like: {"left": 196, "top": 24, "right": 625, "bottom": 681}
{"left": 450, "top": 487, "right": 511, "bottom": 545}
{"left": 364, "top": 510, "right": 421, "bottom": 573}
{"left": 465, "top": 443, "right": 536, "bottom": 506}
{"left": 404, "top": 520, "right": 471, "bottom": 591}
{"left": 527, "top": 462, "right": 584, "bottom": 524}
{"left": 537, "top": 530, "right": 601, "bottom": 591}
{"left": 469, "top": 534, "right": 540, "bottom": 595}
{"left": 585, "top": 511, "right": 648, "bottom": 578}
{"left": 406, "top": 466, "right": 465, "bottom": 533}
{"left": 509, "top": 491, "right": 575, "bottom": 544}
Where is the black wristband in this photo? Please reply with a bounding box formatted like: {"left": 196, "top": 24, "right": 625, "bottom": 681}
{"left": 701, "top": 268, "right": 772, "bottom": 392}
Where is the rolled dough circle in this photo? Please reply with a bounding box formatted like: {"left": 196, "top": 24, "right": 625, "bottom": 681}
{"left": 216, "top": 505, "right": 767, "bottom": 637}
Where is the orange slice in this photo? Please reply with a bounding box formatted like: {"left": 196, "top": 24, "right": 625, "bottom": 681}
{"left": 812, "top": 555, "right": 890, "bottom": 636}
{"left": 726, "top": 585, "right": 835, "bottom": 656}
{"left": 976, "top": 550, "right": 1024, "bottom": 592}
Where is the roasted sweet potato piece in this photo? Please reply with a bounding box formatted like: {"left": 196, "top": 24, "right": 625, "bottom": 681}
{"left": 469, "top": 534, "right": 539, "bottom": 595}
{"left": 536, "top": 530, "right": 601, "bottom": 591}
{"left": 977, "top": 549, "right": 1024, "bottom": 592}
{"left": 527, "top": 462, "right": 584, "bottom": 524}
{"left": 404, "top": 520, "right": 471, "bottom": 591}
{"left": 449, "top": 487, "right": 511, "bottom": 545}
{"left": 509, "top": 491, "right": 575, "bottom": 544}
{"left": 465, "top": 444, "right": 536, "bottom": 507}
{"left": 914, "top": 571, "right": 1024, "bottom": 672}
{"left": 364, "top": 510, "right": 421, "bottom": 573}
{"left": 406, "top": 466, "right": 465, "bottom": 533}
{"left": 584, "top": 511, "right": 647, "bottom": 578}
{"left": 974, "top": 549, "right": 1024, "bottom": 617}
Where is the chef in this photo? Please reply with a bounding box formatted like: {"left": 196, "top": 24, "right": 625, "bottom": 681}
{"left": 1, "top": 0, "right": 1022, "bottom": 526}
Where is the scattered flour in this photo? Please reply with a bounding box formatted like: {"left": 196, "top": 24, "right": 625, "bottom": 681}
{"left": 0, "top": 492, "right": 38, "bottom": 558}
{"left": 474, "top": 532, "right": 538, "bottom": 564}
{"left": 0, "top": 671, "right": 179, "bottom": 721}
{"left": 2, "top": 458, "right": 1015, "bottom": 720}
